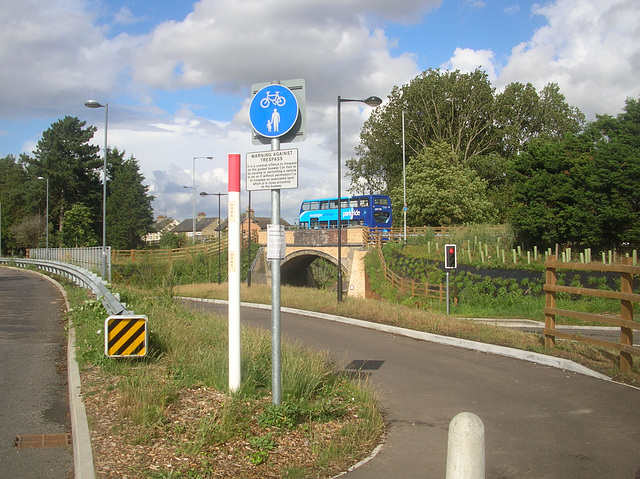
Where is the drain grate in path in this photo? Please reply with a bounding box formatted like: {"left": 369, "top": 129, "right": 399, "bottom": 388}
{"left": 14, "top": 433, "right": 71, "bottom": 448}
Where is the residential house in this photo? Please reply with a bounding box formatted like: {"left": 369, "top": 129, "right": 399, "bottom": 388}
{"left": 172, "top": 212, "right": 223, "bottom": 242}
{"left": 144, "top": 215, "right": 180, "bottom": 244}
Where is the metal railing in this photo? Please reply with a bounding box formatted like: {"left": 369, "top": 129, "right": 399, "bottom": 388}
{"left": 0, "top": 257, "right": 129, "bottom": 316}
{"left": 28, "top": 246, "right": 112, "bottom": 281}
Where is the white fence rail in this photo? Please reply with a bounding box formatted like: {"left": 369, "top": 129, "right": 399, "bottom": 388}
{"left": 28, "top": 246, "right": 111, "bottom": 280}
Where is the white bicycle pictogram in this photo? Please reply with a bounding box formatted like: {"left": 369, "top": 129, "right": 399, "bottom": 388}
{"left": 260, "top": 91, "right": 286, "bottom": 108}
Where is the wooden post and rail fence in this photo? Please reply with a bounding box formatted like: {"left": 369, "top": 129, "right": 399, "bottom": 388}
{"left": 544, "top": 255, "right": 640, "bottom": 372}
{"left": 376, "top": 241, "right": 453, "bottom": 304}
{"left": 111, "top": 228, "right": 639, "bottom": 371}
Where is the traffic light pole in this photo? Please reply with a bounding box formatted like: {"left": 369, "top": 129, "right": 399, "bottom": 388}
{"left": 446, "top": 271, "right": 450, "bottom": 315}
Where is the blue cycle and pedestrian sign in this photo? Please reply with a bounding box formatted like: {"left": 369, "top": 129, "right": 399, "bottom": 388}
{"left": 249, "top": 84, "right": 299, "bottom": 139}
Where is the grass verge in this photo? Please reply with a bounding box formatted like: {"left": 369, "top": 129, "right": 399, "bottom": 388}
{"left": 67, "top": 284, "right": 384, "bottom": 478}
{"left": 172, "top": 282, "right": 640, "bottom": 387}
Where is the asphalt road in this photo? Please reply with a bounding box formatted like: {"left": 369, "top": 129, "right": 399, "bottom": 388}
{"left": 0, "top": 267, "right": 73, "bottom": 478}
{"left": 183, "top": 299, "right": 640, "bottom": 479}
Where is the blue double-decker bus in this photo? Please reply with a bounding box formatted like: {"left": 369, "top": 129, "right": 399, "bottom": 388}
{"left": 299, "top": 194, "right": 392, "bottom": 229}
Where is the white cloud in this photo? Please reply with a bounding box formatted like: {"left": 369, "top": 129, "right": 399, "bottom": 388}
{"left": 442, "top": 48, "right": 498, "bottom": 82}
{"left": 496, "top": 0, "right": 640, "bottom": 118}
{"left": 3, "top": 0, "right": 639, "bottom": 223}
{"left": 0, "top": 0, "right": 122, "bottom": 115}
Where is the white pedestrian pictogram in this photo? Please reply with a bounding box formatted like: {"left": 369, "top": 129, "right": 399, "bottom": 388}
{"left": 270, "top": 108, "right": 280, "bottom": 132}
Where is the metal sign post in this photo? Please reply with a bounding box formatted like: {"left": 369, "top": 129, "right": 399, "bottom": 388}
{"left": 249, "top": 80, "right": 304, "bottom": 405}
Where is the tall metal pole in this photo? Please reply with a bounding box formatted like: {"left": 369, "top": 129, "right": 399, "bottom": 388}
{"left": 336, "top": 95, "right": 383, "bottom": 302}
{"left": 337, "top": 96, "right": 343, "bottom": 302}
{"left": 271, "top": 136, "right": 282, "bottom": 405}
{"left": 37, "top": 177, "right": 49, "bottom": 259}
{"left": 45, "top": 178, "right": 49, "bottom": 259}
{"left": 402, "top": 111, "right": 407, "bottom": 244}
{"left": 102, "top": 104, "right": 108, "bottom": 279}
{"left": 199, "top": 191, "right": 227, "bottom": 283}
{"left": 84, "top": 100, "right": 108, "bottom": 279}
{"left": 192, "top": 156, "right": 196, "bottom": 243}
{"left": 218, "top": 193, "right": 222, "bottom": 284}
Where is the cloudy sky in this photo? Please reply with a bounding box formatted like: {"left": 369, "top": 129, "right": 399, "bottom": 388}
{"left": 1, "top": 0, "right": 638, "bottom": 223}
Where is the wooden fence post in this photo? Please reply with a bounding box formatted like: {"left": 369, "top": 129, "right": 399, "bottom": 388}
{"left": 620, "top": 257, "right": 634, "bottom": 372}
{"left": 545, "top": 255, "right": 557, "bottom": 349}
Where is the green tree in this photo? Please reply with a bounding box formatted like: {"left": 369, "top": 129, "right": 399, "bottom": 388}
{"left": 22, "top": 116, "right": 102, "bottom": 236}
{"left": 8, "top": 214, "right": 45, "bottom": 250}
{"left": 106, "top": 150, "right": 155, "bottom": 250}
{"left": 347, "top": 68, "right": 498, "bottom": 195}
{"left": 510, "top": 97, "right": 640, "bottom": 249}
{"left": 495, "top": 82, "right": 585, "bottom": 158}
{"left": 394, "top": 141, "right": 494, "bottom": 226}
{"left": 60, "top": 203, "right": 98, "bottom": 247}
{"left": 0, "top": 154, "right": 31, "bottom": 253}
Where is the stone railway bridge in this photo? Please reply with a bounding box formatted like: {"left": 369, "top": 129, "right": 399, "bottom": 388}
{"left": 253, "top": 227, "right": 372, "bottom": 298}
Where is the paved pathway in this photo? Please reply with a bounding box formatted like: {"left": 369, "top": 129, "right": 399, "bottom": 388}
{"left": 184, "top": 299, "right": 640, "bottom": 479}
{"left": 0, "top": 267, "right": 73, "bottom": 478}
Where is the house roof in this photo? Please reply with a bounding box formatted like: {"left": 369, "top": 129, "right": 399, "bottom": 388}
{"left": 172, "top": 217, "right": 220, "bottom": 233}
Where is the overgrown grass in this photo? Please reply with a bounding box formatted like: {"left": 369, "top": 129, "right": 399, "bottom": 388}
{"left": 67, "top": 284, "right": 384, "bottom": 478}
{"left": 172, "top": 281, "right": 639, "bottom": 386}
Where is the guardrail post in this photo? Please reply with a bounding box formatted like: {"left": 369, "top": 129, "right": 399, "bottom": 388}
{"left": 446, "top": 412, "right": 485, "bottom": 479}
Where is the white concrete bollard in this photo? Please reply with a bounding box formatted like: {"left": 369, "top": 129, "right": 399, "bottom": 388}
{"left": 446, "top": 412, "right": 485, "bottom": 479}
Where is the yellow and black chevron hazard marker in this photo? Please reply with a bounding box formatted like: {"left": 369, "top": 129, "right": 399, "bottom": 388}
{"left": 104, "top": 315, "right": 148, "bottom": 358}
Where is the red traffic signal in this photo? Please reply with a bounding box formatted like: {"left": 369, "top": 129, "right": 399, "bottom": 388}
{"left": 445, "top": 244, "right": 457, "bottom": 269}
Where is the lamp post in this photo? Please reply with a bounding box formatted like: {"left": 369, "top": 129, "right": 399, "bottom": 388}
{"left": 200, "top": 192, "right": 227, "bottom": 284}
{"left": 337, "top": 95, "right": 382, "bottom": 302}
{"left": 401, "top": 110, "right": 422, "bottom": 244}
{"left": 37, "top": 177, "right": 49, "bottom": 259}
{"left": 190, "top": 157, "right": 214, "bottom": 243}
{"left": 84, "top": 100, "right": 108, "bottom": 279}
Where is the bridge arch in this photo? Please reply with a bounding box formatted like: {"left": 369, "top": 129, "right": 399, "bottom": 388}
{"left": 280, "top": 249, "right": 347, "bottom": 288}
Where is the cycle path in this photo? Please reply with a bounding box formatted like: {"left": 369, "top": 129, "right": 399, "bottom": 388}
{"left": 184, "top": 298, "right": 640, "bottom": 479}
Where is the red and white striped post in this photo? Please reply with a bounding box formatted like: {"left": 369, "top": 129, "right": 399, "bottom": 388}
{"left": 228, "top": 153, "right": 241, "bottom": 392}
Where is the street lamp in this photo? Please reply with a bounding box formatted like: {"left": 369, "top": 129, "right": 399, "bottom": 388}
{"left": 401, "top": 110, "right": 422, "bottom": 244}
{"left": 337, "top": 95, "right": 382, "bottom": 302}
{"left": 190, "top": 157, "right": 214, "bottom": 243}
{"left": 37, "top": 177, "right": 49, "bottom": 259}
{"left": 200, "top": 191, "right": 227, "bottom": 284}
{"left": 84, "top": 100, "right": 108, "bottom": 279}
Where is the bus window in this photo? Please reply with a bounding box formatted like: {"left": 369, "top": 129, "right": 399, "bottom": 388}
{"left": 358, "top": 197, "right": 369, "bottom": 207}
{"left": 329, "top": 200, "right": 338, "bottom": 208}
{"left": 374, "top": 197, "right": 389, "bottom": 205}
{"left": 319, "top": 201, "right": 329, "bottom": 210}
{"left": 302, "top": 202, "right": 311, "bottom": 211}
{"left": 310, "top": 201, "right": 319, "bottom": 210}
{"left": 374, "top": 211, "right": 391, "bottom": 224}
{"left": 340, "top": 199, "right": 349, "bottom": 208}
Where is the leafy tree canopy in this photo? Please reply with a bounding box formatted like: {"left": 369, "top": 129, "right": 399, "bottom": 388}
{"left": 510, "top": 96, "right": 640, "bottom": 249}
{"left": 346, "top": 69, "right": 583, "bottom": 202}
{"left": 61, "top": 203, "right": 98, "bottom": 247}
{"left": 21, "top": 116, "right": 102, "bottom": 234}
{"left": 393, "top": 141, "right": 494, "bottom": 226}
{"left": 106, "top": 149, "right": 155, "bottom": 250}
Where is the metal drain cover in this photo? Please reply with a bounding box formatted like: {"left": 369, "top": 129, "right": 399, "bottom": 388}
{"left": 14, "top": 433, "right": 71, "bottom": 448}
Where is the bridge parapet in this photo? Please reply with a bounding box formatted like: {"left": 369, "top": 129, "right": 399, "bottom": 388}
{"left": 254, "top": 227, "right": 370, "bottom": 297}
{"left": 257, "top": 226, "right": 368, "bottom": 247}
